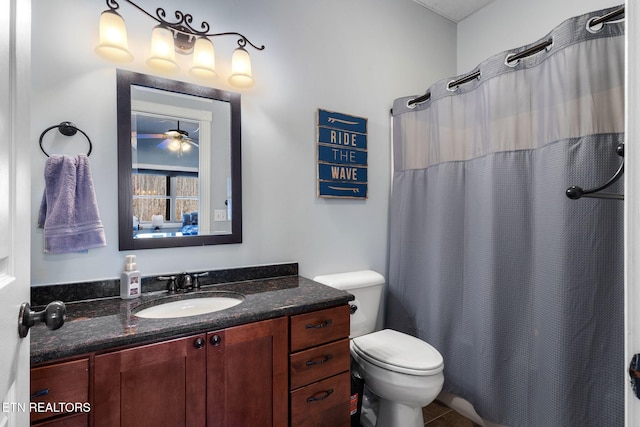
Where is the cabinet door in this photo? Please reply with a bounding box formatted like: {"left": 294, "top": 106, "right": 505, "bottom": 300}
{"left": 94, "top": 335, "right": 207, "bottom": 427}
{"left": 207, "top": 317, "right": 288, "bottom": 427}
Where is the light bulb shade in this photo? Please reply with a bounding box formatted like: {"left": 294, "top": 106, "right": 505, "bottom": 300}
{"left": 168, "top": 138, "right": 181, "bottom": 151}
{"left": 189, "top": 37, "right": 217, "bottom": 79}
{"left": 95, "top": 10, "right": 133, "bottom": 62}
{"left": 228, "top": 47, "right": 254, "bottom": 88}
{"left": 146, "top": 25, "right": 179, "bottom": 73}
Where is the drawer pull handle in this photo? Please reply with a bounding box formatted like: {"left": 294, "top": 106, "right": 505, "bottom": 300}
{"left": 306, "top": 388, "right": 334, "bottom": 403}
{"left": 306, "top": 354, "right": 333, "bottom": 366}
{"left": 305, "top": 319, "right": 332, "bottom": 329}
{"left": 31, "top": 389, "right": 49, "bottom": 399}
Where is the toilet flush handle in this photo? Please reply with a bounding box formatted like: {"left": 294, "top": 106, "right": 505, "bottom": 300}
{"left": 349, "top": 304, "right": 357, "bottom": 314}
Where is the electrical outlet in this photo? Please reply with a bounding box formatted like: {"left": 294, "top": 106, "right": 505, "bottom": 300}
{"left": 214, "top": 209, "right": 227, "bottom": 221}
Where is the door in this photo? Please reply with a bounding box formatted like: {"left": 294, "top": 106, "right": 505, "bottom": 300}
{"left": 0, "top": 0, "right": 31, "bottom": 426}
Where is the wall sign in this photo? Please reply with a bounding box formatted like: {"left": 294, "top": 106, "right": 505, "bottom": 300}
{"left": 317, "top": 109, "right": 368, "bottom": 199}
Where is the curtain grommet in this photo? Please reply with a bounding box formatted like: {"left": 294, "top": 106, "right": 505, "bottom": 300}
{"left": 505, "top": 53, "right": 519, "bottom": 68}
{"left": 586, "top": 16, "right": 605, "bottom": 33}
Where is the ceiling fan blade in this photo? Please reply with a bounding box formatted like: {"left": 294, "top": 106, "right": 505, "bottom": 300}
{"left": 156, "top": 139, "right": 172, "bottom": 149}
{"left": 136, "top": 133, "right": 167, "bottom": 139}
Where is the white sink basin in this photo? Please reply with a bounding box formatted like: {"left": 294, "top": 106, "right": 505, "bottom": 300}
{"left": 134, "top": 296, "right": 243, "bottom": 319}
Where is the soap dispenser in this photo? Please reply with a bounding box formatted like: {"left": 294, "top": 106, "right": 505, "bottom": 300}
{"left": 120, "top": 255, "right": 141, "bottom": 299}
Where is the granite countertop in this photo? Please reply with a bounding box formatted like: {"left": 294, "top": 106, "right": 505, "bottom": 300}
{"left": 30, "top": 275, "right": 353, "bottom": 365}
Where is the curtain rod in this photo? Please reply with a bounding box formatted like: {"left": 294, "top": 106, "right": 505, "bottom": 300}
{"left": 406, "top": 6, "right": 625, "bottom": 108}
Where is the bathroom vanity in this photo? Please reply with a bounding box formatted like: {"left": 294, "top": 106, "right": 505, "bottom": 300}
{"left": 29, "top": 265, "right": 353, "bottom": 427}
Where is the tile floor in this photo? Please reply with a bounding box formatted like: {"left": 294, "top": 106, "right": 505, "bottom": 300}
{"left": 422, "top": 400, "right": 482, "bottom": 426}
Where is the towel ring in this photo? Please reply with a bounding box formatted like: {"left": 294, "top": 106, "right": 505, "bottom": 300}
{"left": 39, "top": 121, "right": 92, "bottom": 157}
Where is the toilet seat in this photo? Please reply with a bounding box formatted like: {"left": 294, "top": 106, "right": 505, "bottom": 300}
{"left": 352, "top": 329, "right": 444, "bottom": 376}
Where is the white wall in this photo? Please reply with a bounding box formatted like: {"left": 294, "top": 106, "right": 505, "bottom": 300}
{"left": 30, "top": 0, "right": 456, "bottom": 285}
{"left": 457, "top": 0, "right": 621, "bottom": 74}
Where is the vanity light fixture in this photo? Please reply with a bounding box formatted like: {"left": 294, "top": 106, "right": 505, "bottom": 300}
{"left": 95, "top": 0, "right": 265, "bottom": 87}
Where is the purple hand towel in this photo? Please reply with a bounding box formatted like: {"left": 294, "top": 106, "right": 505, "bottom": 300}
{"left": 37, "top": 154, "right": 106, "bottom": 254}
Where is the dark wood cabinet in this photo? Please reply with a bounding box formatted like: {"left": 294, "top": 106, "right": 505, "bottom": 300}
{"left": 32, "top": 305, "right": 348, "bottom": 427}
{"left": 93, "top": 317, "right": 287, "bottom": 427}
{"left": 94, "top": 334, "right": 206, "bottom": 427}
{"left": 206, "top": 317, "right": 288, "bottom": 427}
{"left": 30, "top": 358, "right": 90, "bottom": 425}
{"left": 289, "top": 305, "right": 351, "bottom": 427}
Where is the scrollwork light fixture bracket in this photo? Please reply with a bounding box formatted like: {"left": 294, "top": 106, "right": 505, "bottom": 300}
{"left": 95, "top": 0, "right": 265, "bottom": 87}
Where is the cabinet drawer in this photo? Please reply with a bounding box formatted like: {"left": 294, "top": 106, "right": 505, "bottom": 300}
{"left": 34, "top": 412, "right": 89, "bottom": 426}
{"left": 290, "top": 372, "right": 350, "bottom": 427}
{"left": 290, "top": 339, "right": 350, "bottom": 390}
{"left": 290, "top": 305, "right": 350, "bottom": 352}
{"left": 30, "top": 359, "right": 89, "bottom": 423}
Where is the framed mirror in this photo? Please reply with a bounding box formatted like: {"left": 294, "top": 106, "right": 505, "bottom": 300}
{"left": 117, "top": 70, "right": 242, "bottom": 250}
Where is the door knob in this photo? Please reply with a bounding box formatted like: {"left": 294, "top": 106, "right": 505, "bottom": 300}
{"left": 18, "top": 301, "right": 66, "bottom": 338}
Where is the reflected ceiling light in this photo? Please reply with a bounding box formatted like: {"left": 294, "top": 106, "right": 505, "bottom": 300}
{"left": 95, "top": 0, "right": 265, "bottom": 86}
{"left": 165, "top": 121, "right": 194, "bottom": 157}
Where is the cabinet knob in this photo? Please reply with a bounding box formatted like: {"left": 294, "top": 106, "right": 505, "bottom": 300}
{"left": 210, "top": 334, "right": 222, "bottom": 346}
{"left": 193, "top": 338, "right": 205, "bottom": 349}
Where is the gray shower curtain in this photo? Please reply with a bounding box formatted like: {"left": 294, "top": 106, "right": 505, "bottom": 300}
{"left": 387, "top": 6, "right": 624, "bottom": 427}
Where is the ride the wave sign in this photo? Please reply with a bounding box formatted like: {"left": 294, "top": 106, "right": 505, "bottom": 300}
{"left": 317, "top": 109, "right": 368, "bottom": 199}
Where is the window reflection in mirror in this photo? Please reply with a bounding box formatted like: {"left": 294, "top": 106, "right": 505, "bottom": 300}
{"left": 117, "top": 70, "right": 242, "bottom": 250}
{"left": 131, "top": 114, "right": 200, "bottom": 238}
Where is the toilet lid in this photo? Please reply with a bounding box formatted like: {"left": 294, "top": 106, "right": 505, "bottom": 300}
{"left": 351, "top": 329, "right": 444, "bottom": 376}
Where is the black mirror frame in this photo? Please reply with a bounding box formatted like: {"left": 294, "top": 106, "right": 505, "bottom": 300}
{"left": 117, "top": 69, "right": 242, "bottom": 250}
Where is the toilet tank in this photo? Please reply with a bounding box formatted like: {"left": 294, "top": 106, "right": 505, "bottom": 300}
{"left": 313, "top": 270, "right": 385, "bottom": 338}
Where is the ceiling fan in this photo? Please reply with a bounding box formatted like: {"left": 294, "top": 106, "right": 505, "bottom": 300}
{"left": 162, "top": 121, "right": 198, "bottom": 154}
{"left": 134, "top": 118, "right": 199, "bottom": 156}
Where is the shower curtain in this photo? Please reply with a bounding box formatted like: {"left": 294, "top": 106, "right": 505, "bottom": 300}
{"left": 387, "top": 6, "right": 624, "bottom": 427}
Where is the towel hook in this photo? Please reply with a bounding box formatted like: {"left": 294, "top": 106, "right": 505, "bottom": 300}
{"left": 39, "top": 121, "right": 93, "bottom": 157}
{"left": 566, "top": 142, "right": 624, "bottom": 201}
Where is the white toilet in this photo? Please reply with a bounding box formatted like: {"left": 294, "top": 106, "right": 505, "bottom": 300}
{"left": 314, "top": 270, "right": 444, "bottom": 427}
